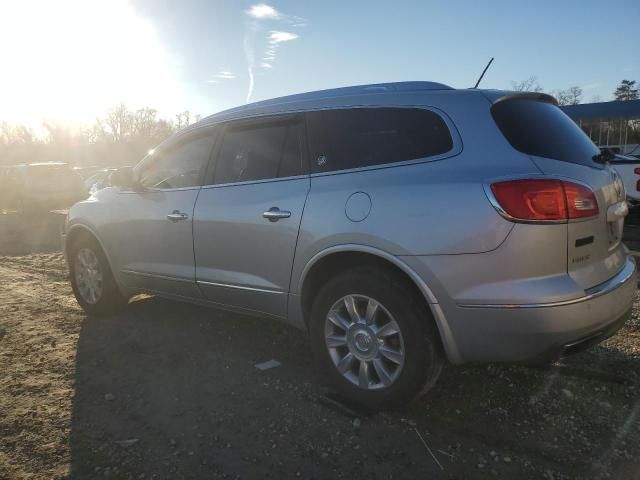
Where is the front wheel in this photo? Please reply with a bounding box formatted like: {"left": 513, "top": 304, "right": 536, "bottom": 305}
{"left": 310, "top": 265, "right": 444, "bottom": 410}
{"left": 69, "top": 237, "right": 127, "bottom": 315}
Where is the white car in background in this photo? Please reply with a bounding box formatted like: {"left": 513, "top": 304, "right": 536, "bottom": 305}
{"left": 610, "top": 153, "right": 640, "bottom": 207}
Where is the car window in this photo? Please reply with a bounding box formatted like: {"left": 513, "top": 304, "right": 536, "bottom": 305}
{"left": 138, "top": 130, "right": 217, "bottom": 189}
{"left": 306, "top": 107, "right": 453, "bottom": 173}
{"left": 212, "top": 118, "right": 302, "bottom": 185}
{"left": 491, "top": 99, "right": 600, "bottom": 166}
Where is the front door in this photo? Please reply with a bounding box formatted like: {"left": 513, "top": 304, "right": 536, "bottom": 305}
{"left": 193, "top": 115, "right": 309, "bottom": 318}
{"left": 106, "top": 127, "right": 218, "bottom": 299}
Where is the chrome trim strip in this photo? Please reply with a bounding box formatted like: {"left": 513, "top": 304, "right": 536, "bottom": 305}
{"left": 120, "top": 269, "right": 195, "bottom": 284}
{"left": 197, "top": 280, "right": 285, "bottom": 295}
{"left": 458, "top": 256, "right": 636, "bottom": 309}
{"left": 199, "top": 174, "right": 308, "bottom": 190}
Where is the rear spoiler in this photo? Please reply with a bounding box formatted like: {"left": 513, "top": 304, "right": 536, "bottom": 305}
{"left": 483, "top": 91, "right": 559, "bottom": 106}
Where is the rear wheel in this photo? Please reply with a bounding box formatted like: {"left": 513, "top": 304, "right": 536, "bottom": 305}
{"left": 69, "top": 236, "right": 127, "bottom": 315}
{"left": 310, "top": 265, "right": 443, "bottom": 410}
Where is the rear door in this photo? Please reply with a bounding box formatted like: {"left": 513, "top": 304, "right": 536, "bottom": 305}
{"left": 193, "top": 115, "right": 309, "bottom": 318}
{"left": 492, "top": 97, "right": 628, "bottom": 290}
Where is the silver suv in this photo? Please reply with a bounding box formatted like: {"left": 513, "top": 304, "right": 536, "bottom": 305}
{"left": 64, "top": 81, "right": 637, "bottom": 409}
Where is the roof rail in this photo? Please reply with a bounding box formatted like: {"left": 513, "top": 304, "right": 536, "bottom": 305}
{"left": 217, "top": 81, "right": 454, "bottom": 116}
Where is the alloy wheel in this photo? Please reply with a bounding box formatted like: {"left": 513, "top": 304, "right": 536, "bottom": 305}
{"left": 325, "top": 294, "right": 405, "bottom": 390}
{"left": 74, "top": 248, "right": 103, "bottom": 305}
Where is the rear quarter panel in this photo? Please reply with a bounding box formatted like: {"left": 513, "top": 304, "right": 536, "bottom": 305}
{"left": 290, "top": 91, "right": 542, "bottom": 295}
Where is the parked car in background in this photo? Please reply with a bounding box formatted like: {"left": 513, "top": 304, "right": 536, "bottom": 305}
{"left": 64, "top": 82, "right": 636, "bottom": 409}
{"left": 609, "top": 153, "right": 640, "bottom": 207}
{"left": 0, "top": 162, "right": 87, "bottom": 213}
{"left": 72, "top": 165, "right": 104, "bottom": 179}
{"left": 84, "top": 168, "right": 118, "bottom": 195}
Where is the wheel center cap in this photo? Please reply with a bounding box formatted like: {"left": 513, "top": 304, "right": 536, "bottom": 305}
{"left": 348, "top": 328, "right": 377, "bottom": 360}
{"left": 354, "top": 332, "right": 373, "bottom": 352}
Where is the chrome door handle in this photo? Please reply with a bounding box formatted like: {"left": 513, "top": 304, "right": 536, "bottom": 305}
{"left": 167, "top": 210, "right": 189, "bottom": 222}
{"left": 263, "top": 207, "right": 291, "bottom": 221}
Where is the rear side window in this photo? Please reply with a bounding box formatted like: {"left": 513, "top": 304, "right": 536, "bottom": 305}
{"left": 491, "top": 99, "right": 600, "bottom": 166}
{"left": 306, "top": 107, "right": 453, "bottom": 173}
{"left": 213, "top": 118, "right": 302, "bottom": 185}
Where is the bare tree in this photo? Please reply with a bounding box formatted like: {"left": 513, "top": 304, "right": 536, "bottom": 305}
{"left": 553, "top": 86, "right": 582, "bottom": 106}
{"left": 567, "top": 86, "right": 583, "bottom": 105}
{"left": 131, "top": 108, "right": 174, "bottom": 143}
{"left": 175, "top": 111, "right": 191, "bottom": 130}
{"left": 92, "top": 103, "right": 134, "bottom": 144}
{"left": 511, "top": 75, "right": 544, "bottom": 93}
{"left": 43, "top": 122, "right": 76, "bottom": 146}
{"left": 0, "top": 122, "right": 36, "bottom": 146}
{"left": 553, "top": 89, "right": 571, "bottom": 106}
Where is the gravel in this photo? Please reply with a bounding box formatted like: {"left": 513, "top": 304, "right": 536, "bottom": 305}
{"left": 1, "top": 253, "right": 640, "bottom": 479}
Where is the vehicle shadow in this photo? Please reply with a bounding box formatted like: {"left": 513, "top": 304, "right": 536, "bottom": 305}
{"left": 67, "top": 295, "right": 640, "bottom": 479}
{"left": 68, "top": 296, "right": 320, "bottom": 479}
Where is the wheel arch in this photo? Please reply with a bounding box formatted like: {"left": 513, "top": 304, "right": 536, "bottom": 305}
{"left": 64, "top": 224, "right": 117, "bottom": 281}
{"left": 296, "top": 245, "right": 461, "bottom": 363}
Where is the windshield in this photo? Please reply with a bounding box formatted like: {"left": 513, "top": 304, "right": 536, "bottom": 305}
{"left": 491, "top": 99, "right": 601, "bottom": 166}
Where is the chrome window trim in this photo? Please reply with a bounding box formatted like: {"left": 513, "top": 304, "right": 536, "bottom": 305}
{"left": 199, "top": 174, "right": 308, "bottom": 191}
{"left": 458, "top": 255, "right": 636, "bottom": 309}
{"left": 197, "top": 280, "right": 285, "bottom": 295}
{"left": 117, "top": 185, "right": 202, "bottom": 194}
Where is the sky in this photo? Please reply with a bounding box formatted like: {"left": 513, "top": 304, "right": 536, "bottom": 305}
{"left": 0, "top": 0, "right": 638, "bottom": 128}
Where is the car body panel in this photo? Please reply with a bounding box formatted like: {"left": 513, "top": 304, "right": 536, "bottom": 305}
{"left": 193, "top": 176, "right": 310, "bottom": 318}
{"left": 99, "top": 187, "right": 202, "bottom": 299}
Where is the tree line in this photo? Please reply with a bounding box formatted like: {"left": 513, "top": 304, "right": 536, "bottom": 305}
{"left": 510, "top": 77, "right": 639, "bottom": 105}
{"left": 0, "top": 104, "right": 201, "bottom": 168}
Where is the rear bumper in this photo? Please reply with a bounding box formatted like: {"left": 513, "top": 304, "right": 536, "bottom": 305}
{"left": 442, "top": 255, "right": 636, "bottom": 364}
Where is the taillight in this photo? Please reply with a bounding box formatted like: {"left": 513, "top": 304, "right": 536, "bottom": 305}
{"left": 634, "top": 168, "right": 640, "bottom": 175}
{"left": 562, "top": 182, "right": 599, "bottom": 219}
{"left": 490, "top": 179, "right": 599, "bottom": 222}
{"left": 636, "top": 179, "right": 640, "bottom": 192}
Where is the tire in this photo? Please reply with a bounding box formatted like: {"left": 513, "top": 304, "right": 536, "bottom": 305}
{"left": 310, "top": 265, "right": 444, "bottom": 410}
{"left": 69, "top": 235, "right": 127, "bottom": 316}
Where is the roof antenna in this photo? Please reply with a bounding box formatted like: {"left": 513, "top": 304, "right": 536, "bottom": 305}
{"left": 473, "top": 57, "right": 494, "bottom": 88}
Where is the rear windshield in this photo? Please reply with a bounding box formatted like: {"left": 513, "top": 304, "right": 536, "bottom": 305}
{"left": 491, "top": 99, "right": 600, "bottom": 166}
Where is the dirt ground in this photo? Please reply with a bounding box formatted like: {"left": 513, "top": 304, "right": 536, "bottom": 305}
{"left": 0, "top": 252, "right": 639, "bottom": 480}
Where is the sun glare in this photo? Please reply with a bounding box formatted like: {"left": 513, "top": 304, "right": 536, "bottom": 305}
{"left": 0, "top": 0, "right": 184, "bottom": 128}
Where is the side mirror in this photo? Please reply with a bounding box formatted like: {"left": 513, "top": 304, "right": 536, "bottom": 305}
{"left": 109, "top": 167, "right": 138, "bottom": 190}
